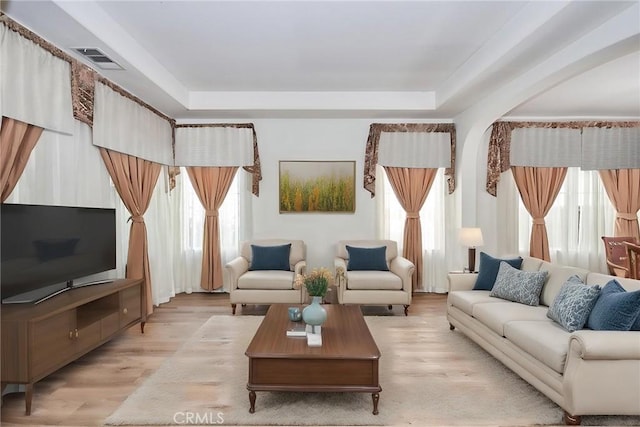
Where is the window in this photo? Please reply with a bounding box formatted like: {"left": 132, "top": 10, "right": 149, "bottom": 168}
{"left": 376, "top": 166, "right": 454, "bottom": 293}
{"left": 517, "top": 168, "right": 615, "bottom": 271}
{"left": 175, "top": 168, "right": 245, "bottom": 292}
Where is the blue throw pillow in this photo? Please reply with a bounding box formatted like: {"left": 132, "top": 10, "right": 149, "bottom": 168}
{"left": 490, "top": 261, "right": 548, "bottom": 306}
{"left": 587, "top": 280, "right": 640, "bottom": 331}
{"left": 473, "top": 252, "right": 523, "bottom": 290}
{"left": 346, "top": 245, "right": 389, "bottom": 271}
{"left": 249, "top": 244, "right": 291, "bottom": 271}
{"left": 547, "top": 275, "right": 601, "bottom": 332}
{"left": 633, "top": 312, "right": 640, "bottom": 331}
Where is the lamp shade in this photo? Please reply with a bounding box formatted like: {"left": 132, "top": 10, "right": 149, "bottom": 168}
{"left": 458, "top": 227, "right": 484, "bottom": 248}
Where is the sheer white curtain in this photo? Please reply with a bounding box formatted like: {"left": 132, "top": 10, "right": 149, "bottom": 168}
{"left": 171, "top": 168, "right": 251, "bottom": 294}
{"left": 497, "top": 168, "right": 616, "bottom": 272}
{"left": 376, "top": 165, "right": 453, "bottom": 293}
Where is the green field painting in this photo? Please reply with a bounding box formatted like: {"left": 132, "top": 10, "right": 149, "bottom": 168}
{"left": 279, "top": 161, "right": 355, "bottom": 213}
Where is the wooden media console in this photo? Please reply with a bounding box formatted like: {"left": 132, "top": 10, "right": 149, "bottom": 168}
{"left": 1, "top": 278, "right": 145, "bottom": 415}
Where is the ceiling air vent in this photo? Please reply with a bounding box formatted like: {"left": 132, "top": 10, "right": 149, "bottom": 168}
{"left": 74, "top": 47, "right": 123, "bottom": 70}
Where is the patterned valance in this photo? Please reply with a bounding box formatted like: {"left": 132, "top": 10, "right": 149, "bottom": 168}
{"left": 364, "top": 123, "right": 456, "bottom": 197}
{"left": 93, "top": 82, "right": 174, "bottom": 165}
{"left": 1, "top": 14, "right": 174, "bottom": 129}
{"left": 1, "top": 22, "right": 73, "bottom": 134}
{"left": 1, "top": 14, "right": 265, "bottom": 195}
{"left": 486, "top": 121, "right": 640, "bottom": 196}
{"left": 174, "top": 124, "right": 262, "bottom": 196}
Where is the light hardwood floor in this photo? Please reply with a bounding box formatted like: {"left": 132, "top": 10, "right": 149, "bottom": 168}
{"left": 0, "top": 293, "right": 447, "bottom": 426}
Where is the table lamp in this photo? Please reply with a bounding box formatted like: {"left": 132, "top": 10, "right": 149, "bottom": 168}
{"left": 458, "top": 227, "right": 484, "bottom": 273}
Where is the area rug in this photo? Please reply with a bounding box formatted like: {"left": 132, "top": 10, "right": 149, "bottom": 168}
{"left": 105, "top": 314, "right": 640, "bottom": 426}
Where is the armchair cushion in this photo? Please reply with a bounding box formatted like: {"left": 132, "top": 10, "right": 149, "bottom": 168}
{"left": 237, "top": 270, "right": 295, "bottom": 290}
{"left": 345, "top": 270, "right": 402, "bottom": 290}
{"left": 249, "top": 243, "right": 291, "bottom": 271}
{"left": 346, "top": 245, "right": 389, "bottom": 271}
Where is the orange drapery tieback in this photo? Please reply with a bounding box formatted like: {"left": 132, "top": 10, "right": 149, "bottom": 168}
{"left": 532, "top": 218, "right": 546, "bottom": 225}
{"left": 205, "top": 210, "right": 218, "bottom": 217}
{"left": 406, "top": 212, "right": 420, "bottom": 219}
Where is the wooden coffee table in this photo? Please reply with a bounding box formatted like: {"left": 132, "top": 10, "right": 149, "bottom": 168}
{"left": 245, "top": 304, "right": 381, "bottom": 414}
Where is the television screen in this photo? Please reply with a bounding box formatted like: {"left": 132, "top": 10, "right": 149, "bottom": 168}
{"left": 1, "top": 203, "right": 116, "bottom": 303}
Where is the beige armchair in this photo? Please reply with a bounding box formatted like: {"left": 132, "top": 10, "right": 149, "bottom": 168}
{"left": 334, "top": 240, "right": 415, "bottom": 316}
{"left": 226, "top": 239, "right": 306, "bottom": 315}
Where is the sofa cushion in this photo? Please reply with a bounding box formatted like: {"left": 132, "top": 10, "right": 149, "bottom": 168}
{"left": 346, "top": 245, "right": 389, "bottom": 271}
{"left": 538, "top": 261, "right": 590, "bottom": 307}
{"left": 237, "top": 270, "right": 295, "bottom": 290}
{"left": 447, "top": 290, "right": 502, "bottom": 316}
{"left": 547, "top": 275, "right": 601, "bottom": 332}
{"left": 473, "top": 301, "right": 549, "bottom": 336}
{"left": 490, "top": 262, "right": 548, "bottom": 306}
{"left": 587, "top": 280, "right": 640, "bottom": 331}
{"left": 346, "top": 270, "right": 402, "bottom": 290}
{"left": 473, "top": 252, "right": 523, "bottom": 290}
{"left": 521, "top": 257, "right": 543, "bottom": 272}
{"left": 586, "top": 272, "right": 640, "bottom": 292}
{"left": 249, "top": 244, "right": 291, "bottom": 271}
{"left": 504, "top": 320, "right": 570, "bottom": 374}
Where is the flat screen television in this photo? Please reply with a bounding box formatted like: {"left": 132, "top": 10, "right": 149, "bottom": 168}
{"left": 1, "top": 203, "right": 117, "bottom": 304}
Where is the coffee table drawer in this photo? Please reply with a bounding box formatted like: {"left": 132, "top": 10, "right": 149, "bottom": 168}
{"left": 249, "top": 358, "right": 378, "bottom": 387}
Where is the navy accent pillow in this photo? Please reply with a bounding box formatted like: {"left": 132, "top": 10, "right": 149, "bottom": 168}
{"left": 633, "top": 312, "right": 640, "bottom": 331}
{"left": 249, "top": 244, "right": 291, "bottom": 271}
{"left": 346, "top": 245, "right": 389, "bottom": 271}
{"left": 473, "top": 252, "right": 523, "bottom": 290}
{"left": 587, "top": 280, "right": 640, "bottom": 331}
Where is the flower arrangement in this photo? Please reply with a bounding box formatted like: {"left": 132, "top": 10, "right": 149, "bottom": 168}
{"left": 294, "top": 267, "right": 334, "bottom": 297}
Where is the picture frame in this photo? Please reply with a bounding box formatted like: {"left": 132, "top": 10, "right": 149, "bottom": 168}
{"left": 279, "top": 160, "right": 356, "bottom": 213}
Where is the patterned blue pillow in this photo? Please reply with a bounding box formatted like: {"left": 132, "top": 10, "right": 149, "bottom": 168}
{"left": 547, "top": 275, "right": 601, "bottom": 332}
{"left": 490, "top": 261, "right": 548, "bottom": 306}
{"left": 473, "top": 252, "right": 523, "bottom": 290}
{"left": 587, "top": 280, "right": 640, "bottom": 331}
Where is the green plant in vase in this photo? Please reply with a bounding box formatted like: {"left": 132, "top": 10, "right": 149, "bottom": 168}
{"left": 294, "top": 268, "right": 333, "bottom": 333}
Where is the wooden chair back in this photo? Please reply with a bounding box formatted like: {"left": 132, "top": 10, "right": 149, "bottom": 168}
{"left": 625, "top": 241, "right": 640, "bottom": 280}
{"left": 601, "top": 236, "right": 638, "bottom": 278}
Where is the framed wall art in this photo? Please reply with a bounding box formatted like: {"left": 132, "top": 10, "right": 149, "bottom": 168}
{"left": 279, "top": 160, "right": 355, "bottom": 213}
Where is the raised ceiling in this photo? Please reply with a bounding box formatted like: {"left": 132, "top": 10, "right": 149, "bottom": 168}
{"left": 3, "top": 0, "right": 639, "bottom": 120}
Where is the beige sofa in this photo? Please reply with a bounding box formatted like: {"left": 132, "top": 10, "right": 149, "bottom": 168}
{"left": 334, "top": 240, "right": 414, "bottom": 315}
{"left": 447, "top": 256, "right": 640, "bottom": 424}
{"left": 225, "top": 239, "right": 306, "bottom": 314}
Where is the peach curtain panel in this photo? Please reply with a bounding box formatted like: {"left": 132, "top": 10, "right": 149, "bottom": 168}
{"left": 511, "top": 166, "right": 567, "bottom": 261}
{"left": 383, "top": 166, "right": 438, "bottom": 290}
{"left": 599, "top": 169, "right": 640, "bottom": 240}
{"left": 186, "top": 166, "right": 238, "bottom": 291}
{"left": 99, "top": 148, "right": 161, "bottom": 316}
{"left": 0, "top": 117, "right": 43, "bottom": 202}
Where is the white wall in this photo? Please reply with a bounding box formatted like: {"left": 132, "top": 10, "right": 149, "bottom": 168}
{"left": 248, "top": 119, "right": 377, "bottom": 270}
